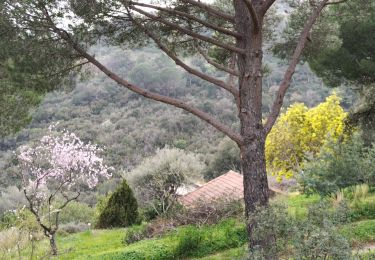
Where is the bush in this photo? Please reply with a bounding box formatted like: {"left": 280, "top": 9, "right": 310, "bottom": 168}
{"left": 330, "top": 184, "right": 375, "bottom": 221}
{"left": 299, "top": 134, "right": 375, "bottom": 196}
{"left": 100, "top": 251, "right": 146, "bottom": 260}
{"left": 127, "top": 147, "right": 205, "bottom": 216}
{"left": 96, "top": 179, "right": 139, "bottom": 228}
{"left": 58, "top": 201, "right": 95, "bottom": 224}
{"left": 171, "top": 198, "right": 244, "bottom": 226}
{"left": 175, "top": 226, "right": 203, "bottom": 257}
{"left": 248, "top": 201, "right": 352, "bottom": 259}
{"left": 292, "top": 202, "right": 351, "bottom": 260}
{"left": 203, "top": 137, "right": 241, "bottom": 180}
{"left": 58, "top": 222, "right": 90, "bottom": 235}
{"left": 123, "top": 224, "right": 149, "bottom": 245}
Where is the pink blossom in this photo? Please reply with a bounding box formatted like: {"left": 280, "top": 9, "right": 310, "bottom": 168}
{"left": 18, "top": 125, "right": 113, "bottom": 201}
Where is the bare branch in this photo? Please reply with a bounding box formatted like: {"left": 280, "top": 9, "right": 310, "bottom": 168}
{"left": 264, "top": 0, "right": 329, "bottom": 135}
{"left": 179, "top": 0, "right": 235, "bottom": 23}
{"left": 42, "top": 8, "right": 242, "bottom": 145}
{"left": 128, "top": 1, "right": 241, "bottom": 38}
{"left": 324, "top": 0, "right": 348, "bottom": 5}
{"left": 243, "top": 0, "right": 260, "bottom": 33}
{"left": 43, "top": 60, "right": 89, "bottom": 79}
{"left": 53, "top": 192, "right": 80, "bottom": 232}
{"left": 129, "top": 6, "right": 245, "bottom": 54}
{"left": 24, "top": 188, "right": 51, "bottom": 234}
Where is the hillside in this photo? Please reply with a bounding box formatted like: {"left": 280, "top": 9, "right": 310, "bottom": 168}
{"left": 0, "top": 45, "right": 347, "bottom": 193}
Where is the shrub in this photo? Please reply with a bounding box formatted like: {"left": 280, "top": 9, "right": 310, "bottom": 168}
{"left": 58, "top": 222, "right": 90, "bottom": 235}
{"left": 58, "top": 201, "right": 95, "bottom": 224}
{"left": 248, "top": 201, "right": 352, "bottom": 259}
{"left": 203, "top": 137, "right": 241, "bottom": 180}
{"left": 172, "top": 198, "right": 244, "bottom": 226}
{"left": 330, "top": 184, "right": 375, "bottom": 221}
{"left": 123, "top": 224, "right": 149, "bottom": 245}
{"left": 266, "top": 94, "right": 348, "bottom": 181}
{"left": 100, "top": 251, "right": 146, "bottom": 260}
{"left": 299, "top": 134, "right": 375, "bottom": 196}
{"left": 175, "top": 226, "right": 203, "bottom": 257}
{"left": 96, "top": 179, "right": 139, "bottom": 228}
{"left": 127, "top": 147, "right": 205, "bottom": 216}
{"left": 0, "top": 210, "right": 17, "bottom": 230}
{"left": 292, "top": 202, "right": 352, "bottom": 260}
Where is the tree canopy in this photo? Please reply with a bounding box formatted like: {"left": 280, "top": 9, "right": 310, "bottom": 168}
{"left": 0, "top": 1, "right": 83, "bottom": 137}
{"left": 276, "top": 0, "right": 375, "bottom": 144}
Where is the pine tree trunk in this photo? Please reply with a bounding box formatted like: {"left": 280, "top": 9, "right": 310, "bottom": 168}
{"left": 233, "top": 0, "right": 274, "bottom": 254}
{"left": 49, "top": 233, "right": 58, "bottom": 256}
{"left": 240, "top": 139, "right": 276, "bottom": 255}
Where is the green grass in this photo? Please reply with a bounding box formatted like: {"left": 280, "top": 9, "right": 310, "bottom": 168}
{"left": 57, "top": 229, "right": 127, "bottom": 259}
{"left": 191, "top": 246, "right": 247, "bottom": 259}
{"left": 4, "top": 193, "right": 374, "bottom": 259}
{"left": 341, "top": 219, "right": 375, "bottom": 244}
{"left": 7, "top": 218, "right": 247, "bottom": 259}
{"left": 273, "top": 193, "right": 320, "bottom": 219}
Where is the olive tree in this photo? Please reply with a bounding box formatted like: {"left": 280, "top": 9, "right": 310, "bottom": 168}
{"left": 128, "top": 148, "right": 204, "bottom": 215}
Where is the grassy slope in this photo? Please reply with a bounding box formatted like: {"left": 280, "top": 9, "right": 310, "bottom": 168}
{"left": 7, "top": 194, "right": 375, "bottom": 259}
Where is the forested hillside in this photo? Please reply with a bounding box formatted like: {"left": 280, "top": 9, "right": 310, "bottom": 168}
{"left": 0, "top": 44, "right": 344, "bottom": 190}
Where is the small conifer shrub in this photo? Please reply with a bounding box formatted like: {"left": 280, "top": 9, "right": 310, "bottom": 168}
{"left": 97, "top": 179, "right": 139, "bottom": 228}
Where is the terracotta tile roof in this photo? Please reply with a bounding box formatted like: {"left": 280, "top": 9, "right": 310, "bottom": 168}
{"left": 180, "top": 170, "right": 244, "bottom": 206}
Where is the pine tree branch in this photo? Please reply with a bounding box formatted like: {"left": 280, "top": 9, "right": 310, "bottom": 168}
{"left": 130, "top": 16, "right": 239, "bottom": 98}
{"left": 179, "top": 0, "right": 235, "bottom": 23}
{"left": 129, "top": 6, "right": 245, "bottom": 54}
{"left": 243, "top": 0, "right": 260, "bottom": 33}
{"left": 324, "top": 0, "right": 348, "bottom": 6}
{"left": 195, "top": 42, "right": 239, "bottom": 76}
{"left": 261, "top": 0, "right": 277, "bottom": 14}
{"left": 42, "top": 7, "right": 242, "bottom": 145}
{"left": 128, "top": 1, "right": 242, "bottom": 39}
{"left": 264, "top": 0, "right": 329, "bottom": 135}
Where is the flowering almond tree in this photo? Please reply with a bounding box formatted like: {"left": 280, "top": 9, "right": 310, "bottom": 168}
{"left": 18, "top": 125, "right": 112, "bottom": 255}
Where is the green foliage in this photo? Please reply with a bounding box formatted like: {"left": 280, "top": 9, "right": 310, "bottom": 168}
{"left": 96, "top": 179, "right": 139, "bottom": 228}
{"left": 308, "top": 0, "right": 375, "bottom": 87}
{"left": 175, "top": 226, "right": 203, "bottom": 257}
{"left": 174, "top": 219, "right": 247, "bottom": 258}
{"left": 128, "top": 147, "right": 204, "bottom": 216}
{"left": 101, "top": 251, "right": 146, "bottom": 260}
{"left": 203, "top": 137, "right": 241, "bottom": 180}
{"left": 0, "top": 43, "right": 337, "bottom": 189}
{"left": 300, "top": 135, "right": 375, "bottom": 196}
{"left": 58, "top": 201, "right": 95, "bottom": 224}
{"left": 340, "top": 219, "right": 375, "bottom": 245}
{"left": 59, "top": 222, "right": 90, "bottom": 235}
{"left": 248, "top": 201, "right": 352, "bottom": 259}
{"left": 0, "top": 3, "right": 83, "bottom": 137}
{"left": 331, "top": 184, "right": 375, "bottom": 221}
{"left": 122, "top": 224, "right": 149, "bottom": 245}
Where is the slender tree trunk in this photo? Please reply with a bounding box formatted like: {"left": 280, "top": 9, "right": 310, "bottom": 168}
{"left": 233, "top": 0, "right": 273, "bottom": 254}
{"left": 49, "top": 232, "right": 57, "bottom": 256}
